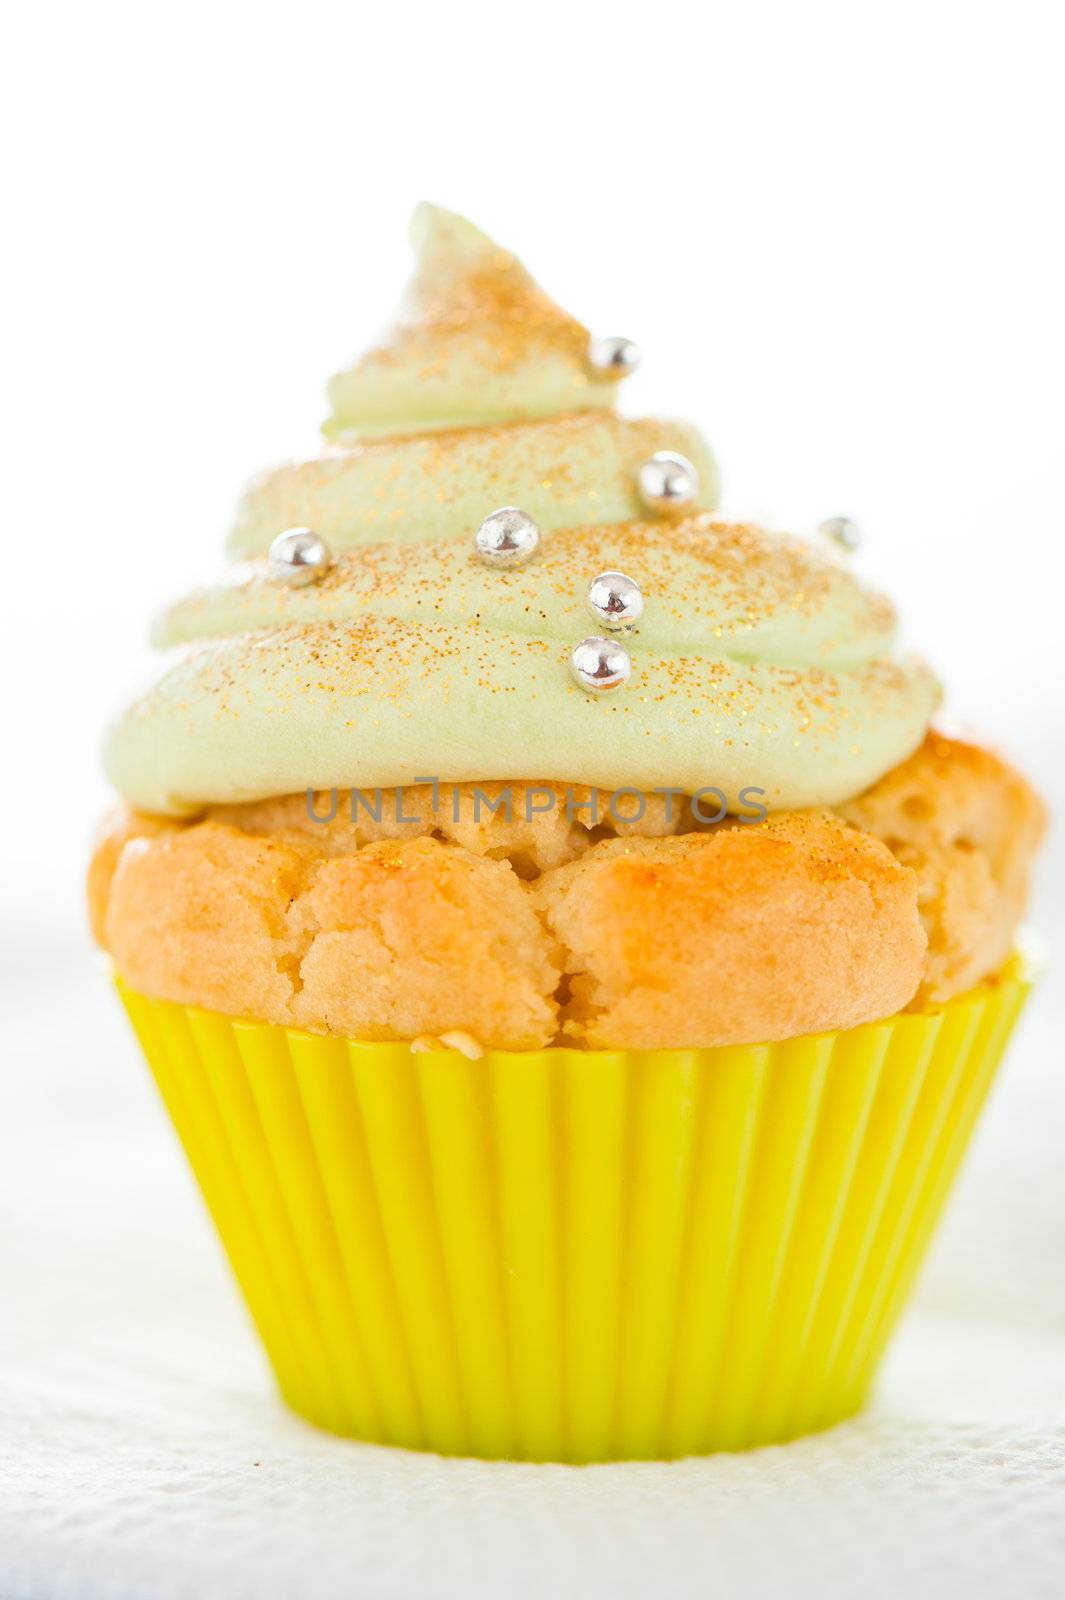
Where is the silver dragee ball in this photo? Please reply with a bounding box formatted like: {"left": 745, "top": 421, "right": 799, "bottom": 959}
{"left": 588, "top": 334, "right": 641, "bottom": 377}
{"left": 586, "top": 570, "right": 644, "bottom": 632}
{"left": 268, "top": 527, "right": 332, "bottom": 585}
{"left": 637, "top": 451, "right": 699, "bottom": 514}
{"left": 475, "top": 507, "right": 541, "bottom": 567}
{"left": 570, "top": 636, "right": 633, "bottom": 694}
{"left": 818, "top": 515, "right": 862, "bottom": 552}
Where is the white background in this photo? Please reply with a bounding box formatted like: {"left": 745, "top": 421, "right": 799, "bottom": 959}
{"left": 2, "top": 3, "right": 1063, "bottom": 1597}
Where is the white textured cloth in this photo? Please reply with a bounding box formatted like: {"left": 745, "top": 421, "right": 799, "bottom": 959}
{"left": 2, "top": 942, "right": 1063, "bottom": 1600}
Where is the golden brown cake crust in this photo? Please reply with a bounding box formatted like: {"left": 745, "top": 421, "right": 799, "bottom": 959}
{"left": 88, "top": 736, "right": 1043, "bottom": 1049}
{"left": 96, "top": 822, "right": 560, "bottom": 1050}
{"left": 533, "top": 815, "right": 926, "bottom": 1048}
{"left": 837, "top": 731, "right": 1045, "bottom": 1003}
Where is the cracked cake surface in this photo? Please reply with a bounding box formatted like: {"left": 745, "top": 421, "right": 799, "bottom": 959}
{"left": 90, "top": 735, "right": 1043, "bottom": 1048}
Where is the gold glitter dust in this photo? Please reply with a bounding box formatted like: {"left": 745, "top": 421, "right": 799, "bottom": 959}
{"left": 356, "top": 244, "right": 595, "bottom": 379}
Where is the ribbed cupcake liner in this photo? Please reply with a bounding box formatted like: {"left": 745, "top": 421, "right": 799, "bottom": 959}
{"left": 117, "top": 966, "right": 1030, "bottom": 1462}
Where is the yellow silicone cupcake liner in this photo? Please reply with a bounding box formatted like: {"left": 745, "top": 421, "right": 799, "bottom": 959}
{"left": 117, "top": 963, "right": 1031, "bottom": 1462}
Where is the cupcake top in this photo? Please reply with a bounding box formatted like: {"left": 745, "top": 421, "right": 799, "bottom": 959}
{"left": 103, "top": 205, "right": 939, "bottom": 816}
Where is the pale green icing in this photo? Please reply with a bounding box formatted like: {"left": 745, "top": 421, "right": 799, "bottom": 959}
{"left": 229, "top": 413, "right": 719, "bottom": 556}
{"left": 108, "top": 518, "right": 939, "bottom": 814}
{"left": 161, "top": 520, "right": 898, "bottom": 666}
{"left": 104, "top": 617, "right": 936, "bottom": 817}
{"left": 324, "top": 206, "right": 620, "bottom": 438}
{"left": 105, "top": 205, "right": 941, "bottom": 817}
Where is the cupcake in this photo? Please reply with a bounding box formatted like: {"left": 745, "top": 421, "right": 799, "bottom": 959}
{"left": 90, "top": 205, "right": 1045, "bottom": 1462}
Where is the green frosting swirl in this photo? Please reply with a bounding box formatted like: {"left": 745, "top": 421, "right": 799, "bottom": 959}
{"left": 324, "top": 204, "right": 621, "bottom": 437}
{"left": 103, "top": 206, "right": 938, "bottom": 816}
{"left": 230, "top": 413, "right": 719, "bottom": 557}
